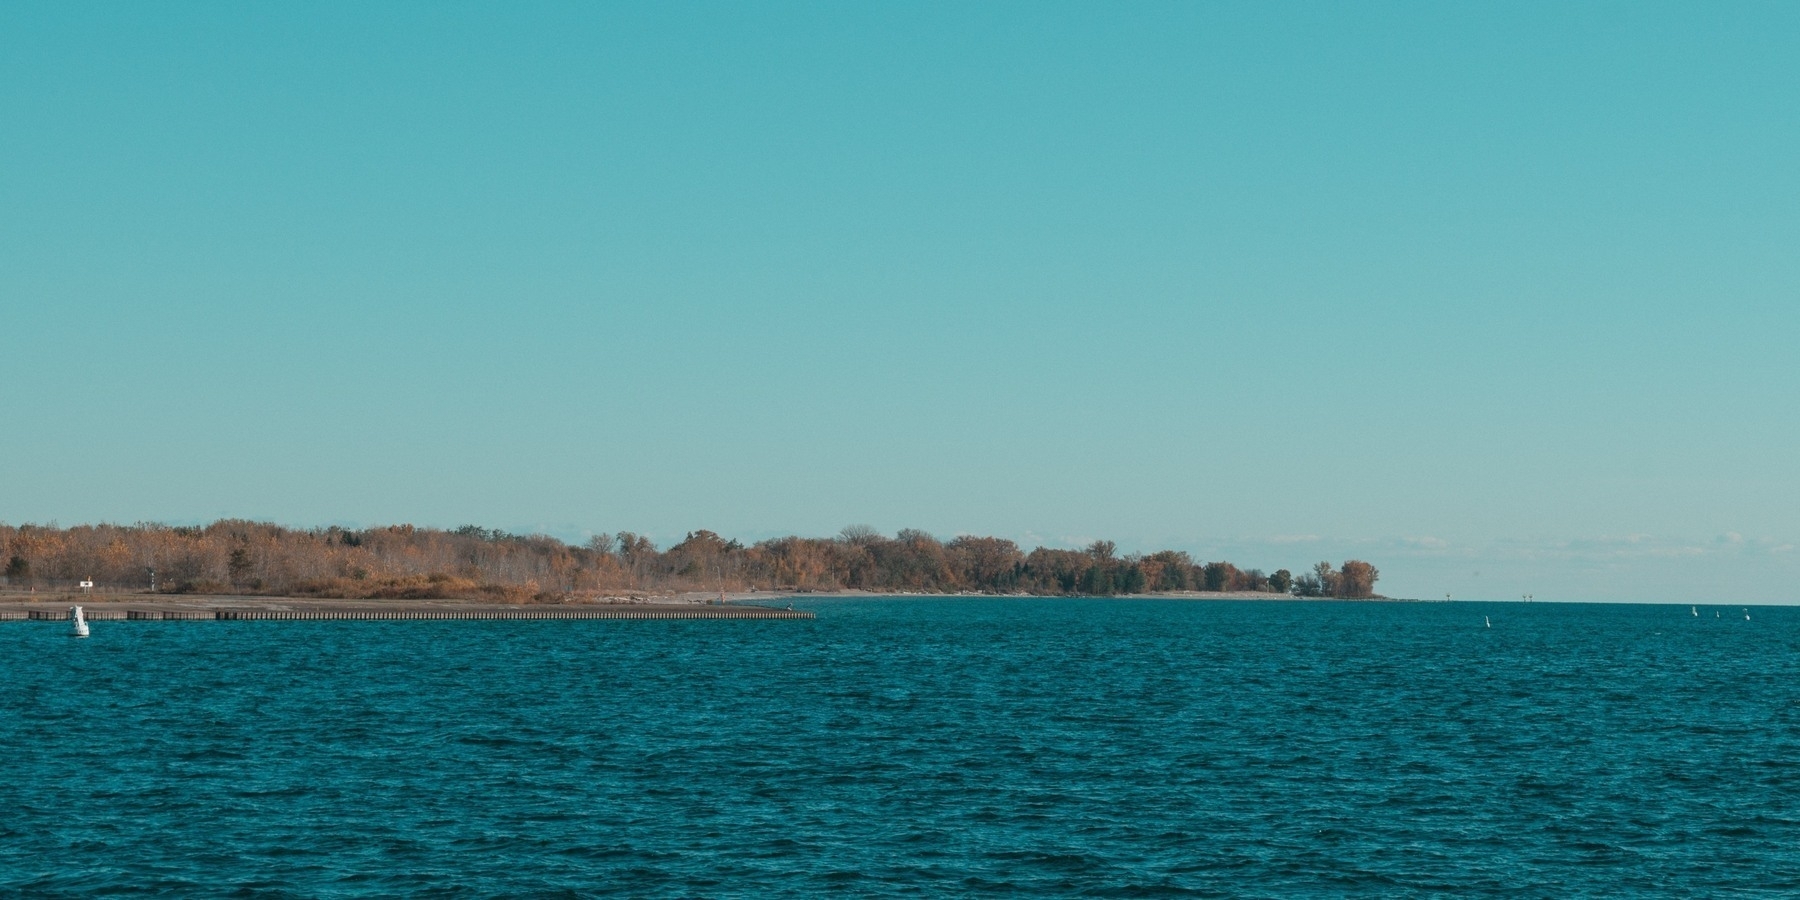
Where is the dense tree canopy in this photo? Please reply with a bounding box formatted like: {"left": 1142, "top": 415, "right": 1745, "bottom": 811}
{"left": 0, "top": 521, "right": 1380, "bottom": 601}
{"left": 1290, "top": 560, "right": 1381, "bottom": 599}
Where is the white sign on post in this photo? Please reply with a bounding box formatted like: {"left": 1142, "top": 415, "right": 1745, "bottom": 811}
{"left": 79, "top": 580, "right": 94, "bottom": 593}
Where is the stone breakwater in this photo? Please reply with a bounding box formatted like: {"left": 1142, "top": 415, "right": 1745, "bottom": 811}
{"left": 0, "top": 605, "right": 812, "bottom": 621}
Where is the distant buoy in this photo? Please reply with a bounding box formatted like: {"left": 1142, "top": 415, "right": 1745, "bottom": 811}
{"left": 1745, "top": 609, "right": 1751, "bottom": 621}
{"left": 1484, "top": 616, "right": 1491, "bottom": 628}
{"left": 1716, "top": 611, "right": 1721, "bottom": 618}
{"left": 69, "top": 606, "right": 89, "bottom": 638}
{"left": 1692, "top": 606, "right": 1698, "bottom": 617}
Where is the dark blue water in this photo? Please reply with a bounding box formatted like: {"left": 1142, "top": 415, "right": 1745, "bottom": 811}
{"left": 4, "top": 599, "right": 1800, "bottom": 896}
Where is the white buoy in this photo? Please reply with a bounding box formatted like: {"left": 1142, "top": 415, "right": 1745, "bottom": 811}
{"left": 1692, "top": 606, "right": 1698, "bottom": 616}
{"left": 1745, "top": 609, "right": 1751, "bottom": 621}
{"left": 69, "top": 606, "right": 89, "bottom": 638}
{"left": 1484, "top": 616, "right": 1491, "bottom": 628}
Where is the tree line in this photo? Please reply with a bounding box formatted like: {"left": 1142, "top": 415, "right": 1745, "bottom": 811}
{"left": 0, "top": 520, "right": 1381, "bottom": 600}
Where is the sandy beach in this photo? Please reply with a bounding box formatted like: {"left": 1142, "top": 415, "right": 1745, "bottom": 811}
{"left": 0, "top": 588, "right": 1323, "bottom": 615}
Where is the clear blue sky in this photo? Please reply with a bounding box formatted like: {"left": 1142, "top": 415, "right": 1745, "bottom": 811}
{"left": 5, "top": 2, "right": 1798, "bottom": 601}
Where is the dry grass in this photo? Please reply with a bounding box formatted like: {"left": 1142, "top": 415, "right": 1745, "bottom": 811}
{"left": 289, "top": 574, "right": 554, "bottom": 604}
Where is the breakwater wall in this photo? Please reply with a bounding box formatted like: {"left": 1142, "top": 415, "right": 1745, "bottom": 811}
{"left": 0, "top": 607, "right": 812, "bottom": 621}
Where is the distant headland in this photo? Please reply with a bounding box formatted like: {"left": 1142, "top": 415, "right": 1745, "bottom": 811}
{"left": 0, "top": 520, "right": 1381, "bottom": 602}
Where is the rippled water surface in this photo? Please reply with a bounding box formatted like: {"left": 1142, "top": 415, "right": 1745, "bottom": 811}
{"left": 5, "top": 599, "right": 1800, "bottom": 896}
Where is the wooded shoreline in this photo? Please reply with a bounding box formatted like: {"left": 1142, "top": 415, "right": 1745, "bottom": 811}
{"left": 1, "top": 520, "right": 1382, "bottom": 601}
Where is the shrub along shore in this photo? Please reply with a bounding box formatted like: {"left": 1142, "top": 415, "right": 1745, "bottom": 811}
{"left": 0, "top": 521, "right": 1380, "bottom": 602}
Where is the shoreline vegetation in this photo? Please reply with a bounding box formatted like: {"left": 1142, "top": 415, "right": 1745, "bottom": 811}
{"left": 0, "top": 521, "right": 1380, "bottom": 603}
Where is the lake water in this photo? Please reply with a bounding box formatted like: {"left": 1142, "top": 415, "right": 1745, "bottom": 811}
{"left": 4, "top": 598, "right": 1799, "bottom": 896}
